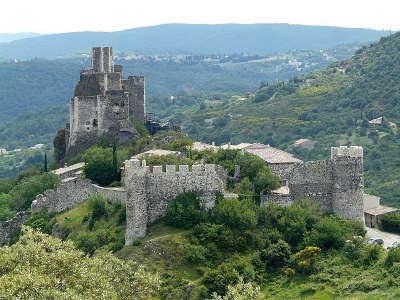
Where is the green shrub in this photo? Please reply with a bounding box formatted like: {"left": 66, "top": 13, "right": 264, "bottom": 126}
{"left": 185, "top": 244, "right": 207, "bottom": 264}
{"left": 361, "top": 244, "right": 383, "bottom": 266}
{"left": 343, "top": 236, "right": 365, "bottom": 260}
{"left": 292, "top": 246, "right": 321, "bottom": 274}
{"left": 0, "top": 193, "right": 14, "bottom": 221}
{"left": 306, "top": 216, "right": 346, "bottom": 250}
{"left": 165, "top": 192, "right": 206, "bottom": 228}
{"left": 385, "top": 247, "right": 400, "bottom": 267}
{"left": 24, "top": 209, "right": 55, "bottom": 234}
{"left": 88, "top": 195, "right": 108, "bottom": 221}
{"left": 74, "top": 231, "right": 98, "bottom": 255}
{"left": 212, "top": 198, "right": 257, "bottom": 230}
{"left": 10, "top": 172, "right": 59, "bottom": 211}
{"left": 380, "top": 212, "right": 400, "bottom": 233}
{"left": 82, "top": 146, "right": 128, "bottom": 186}
{"left": 260, "top": 239, "right": 292, "bottom": 269}
{"left": 0, "top": 179, "right": 14, "bottom": 194}
{"left": 202, "top": 259, "right": 254, "bottom": 296}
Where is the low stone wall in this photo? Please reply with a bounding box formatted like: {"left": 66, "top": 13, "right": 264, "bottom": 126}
{"left": 31, "top": 176, "right": 126, "bottom": 213}
{"left": 260, "top": 193, "right": 292, "bottom": 206}
{"left": 0, "top": 211, "right": 30, "bottom": 245}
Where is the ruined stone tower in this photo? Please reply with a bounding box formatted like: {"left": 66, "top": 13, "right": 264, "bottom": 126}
{"left": 64, "top": 47, "right": 146, "bottom": 157}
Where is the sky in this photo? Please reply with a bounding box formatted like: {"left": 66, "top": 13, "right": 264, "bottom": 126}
{"left": 1, "top": 0, "right": 399, "bottom": 34}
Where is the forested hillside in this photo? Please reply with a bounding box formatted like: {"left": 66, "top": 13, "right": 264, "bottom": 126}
{"left": 0, "top": 24, "right": 387, "bottom": 60}
{"left": 0, "top": 46, "right": 356, "bottom": 149}
{"left": 174, "top": 33, "right": 400, "bottom": 206}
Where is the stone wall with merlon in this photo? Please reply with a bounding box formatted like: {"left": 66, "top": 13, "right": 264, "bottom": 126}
{"left": 123, "top": 159, "right": 224, "bottom": 244}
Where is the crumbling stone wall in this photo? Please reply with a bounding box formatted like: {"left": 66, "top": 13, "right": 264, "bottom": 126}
{"left": 0, "top": 211, "right": 30, "bottom": 245}
{"left": 123, "top": 159, "right": 225, "bottom": 245}
{"left": 31, "top": 177, "right": 127, "bottom": 213}
{"left": 263, "top": 146, "right": 364, "bottom": 221}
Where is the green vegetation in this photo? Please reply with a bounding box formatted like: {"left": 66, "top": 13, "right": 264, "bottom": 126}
{"left": 380, "top": 212, "right": 400, "bottom": 233}
{"left": 0, "top": 168, "right": 58, "bottom": 221}
{"left": 82, "top": 146, "right": 129, "bottom": 186}
{"left": 0, "top": 226, "right": 159, "bottom": 299}
{"left": 117, "top": 195, "right": 400, "bottom": 299}
{"left": 173, "top": 32, "right": 400, "bottom": 207}
{"left": 0, "top": 147, "right": 49, "bottom": 179}
{"left": 53, "top": 195, "right": 126, "bottom": 254}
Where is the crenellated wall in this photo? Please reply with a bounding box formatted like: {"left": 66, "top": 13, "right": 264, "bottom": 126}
{"left": 123, "top": 158, "right": 224, "bottom": 244}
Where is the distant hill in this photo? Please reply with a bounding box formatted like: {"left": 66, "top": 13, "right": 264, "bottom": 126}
{"left": 0, "top": 24, "right": 389, "bottom": 60}
{"left": 0, "top": 33, "right": 39, "bottom": 43}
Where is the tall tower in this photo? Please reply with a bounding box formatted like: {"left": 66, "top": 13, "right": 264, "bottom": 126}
{"left": 331, "top": 146, "right": 364, "bottom": 221}
{"left": 61, "top": 46, "right": 146, "bottom": 160}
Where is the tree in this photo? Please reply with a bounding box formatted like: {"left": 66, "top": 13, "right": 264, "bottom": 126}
{"left": 164, "top": 192, "right": 206, "bottom": 228}
{"left": 260, "top": 239, "right": 292, "bottom": 268}
{"left": 213, "top": 198, "right": 257, "bottom": 231}
{"left": 82, "top": 146, "right": 128, "bottom": 186}
{"left": 0, "top": 226, "right": 160, "bottom": 299}
{"left": 53, "top": 128, "right": 66, "bottom": 164}
{"left": 43, "top": 152, "right": 48, "bottom": 173}
{"left": 211, "top": 277, "right": 260, "bottom": 300}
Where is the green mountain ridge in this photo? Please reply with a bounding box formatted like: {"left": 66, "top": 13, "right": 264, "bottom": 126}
{"left": 175, "top": 33, "right": 400, "bottom": 206}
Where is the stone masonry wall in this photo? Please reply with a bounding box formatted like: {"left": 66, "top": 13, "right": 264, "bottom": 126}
{"left": 284, "top": 146, "right": 364, "bottom": 221}
{"left": 123, "top": 158, "right": 224, "bottom": 245}
{"left": 0, "top": 211, "right": 30, "bottom": 245}
{"left": 31, "top": 177, "right": 127, "bottom": 213}
{"left": 289, "top": 160, "right": 334, "bottom": 212}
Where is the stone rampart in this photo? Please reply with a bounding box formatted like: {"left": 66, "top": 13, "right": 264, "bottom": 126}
{"left": 31, "top": 177, "right": 126, "bottom": 213}
{"left": 123, "top": 158, "right": 224, "bottom": 244}
{"left": 0, "top": 211, "right": 30, "bottom": 245}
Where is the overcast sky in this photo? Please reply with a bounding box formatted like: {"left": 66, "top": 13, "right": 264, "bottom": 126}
{"left": 1, "top": 0, "right": 399, "bottom": 33}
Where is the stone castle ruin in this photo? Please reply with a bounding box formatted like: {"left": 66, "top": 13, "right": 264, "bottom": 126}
{"left": 0, "top": 47, "right": 381, "bottom": 245}
{"left": 64, "top": 47, "right": 145, "bottom": 157}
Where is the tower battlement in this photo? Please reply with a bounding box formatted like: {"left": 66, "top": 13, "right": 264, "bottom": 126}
{"left": 122, "top": 157, "right": 224, "bottom": 244}
{"left": 331, "top": 146, "right": 363, "bottom": 159}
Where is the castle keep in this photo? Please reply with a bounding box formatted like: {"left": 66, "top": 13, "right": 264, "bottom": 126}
{"left": 65, "top": 47, "right": 145, "bottom": 156}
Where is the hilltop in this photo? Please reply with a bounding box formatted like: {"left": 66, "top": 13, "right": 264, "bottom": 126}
{"left": 174, "top": 32, "right": 400, "bottom": 206}
{"left": 0, "top": 23, "right": 388, "bottom": 60}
